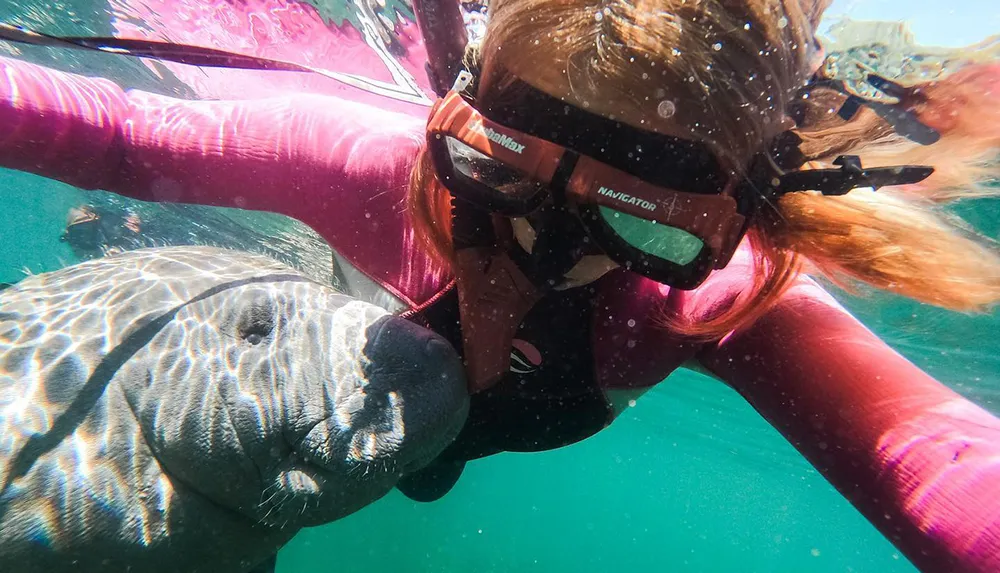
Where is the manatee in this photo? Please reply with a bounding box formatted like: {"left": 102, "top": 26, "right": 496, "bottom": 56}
{"left": 0, "top": 246, "right": 469, "bottom": 573}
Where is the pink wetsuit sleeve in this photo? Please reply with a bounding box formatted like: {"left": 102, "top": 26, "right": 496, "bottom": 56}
{"left": 682, "top": 252, "right": 1000, "bottom": 572}
{"left": 0, "top": 56, "right": 449, "bottom": 306}
{"left": 0, "top": 57, "right": 128, "bottom": 191}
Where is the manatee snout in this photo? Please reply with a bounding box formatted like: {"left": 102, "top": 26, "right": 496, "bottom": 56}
{"left": 358, "top": 315, "right": 470, "bottom": 472}
{"left": 295, "top": 314, "right": 469, "bottom": 493}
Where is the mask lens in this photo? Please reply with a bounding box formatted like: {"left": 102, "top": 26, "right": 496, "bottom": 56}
{"left": 597, "top": 206, "right": 704, "bottom": 265}
{"left": 445, "top": 136, "right": 545, "bottom": 199}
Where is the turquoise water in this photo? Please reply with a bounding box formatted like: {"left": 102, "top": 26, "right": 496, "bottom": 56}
{"left": 7, "top": 165, "right": 1000, "bottom": 573}
{"left": 2, "top": 2, "right": 1000, "bottom": 571}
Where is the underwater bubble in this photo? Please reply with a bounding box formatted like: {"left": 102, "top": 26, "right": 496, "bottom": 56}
{"left": 657, "top": 100, "right": 676, "bottom": 118}
{"left": 744, "top": 22, "right": 751, "bottom": 31}
{"left": 594, "top": 10, "right": 603, "bottom": 21}
{"left": 712, "top": 42, "right": 722, "bottom": 51}
{"left": 777, "top": 17, "right": 788, "bottom": 29}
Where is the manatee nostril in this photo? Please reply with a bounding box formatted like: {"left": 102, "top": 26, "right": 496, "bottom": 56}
{"left": 424, "top": 336, "right": 453, "bottom": 359}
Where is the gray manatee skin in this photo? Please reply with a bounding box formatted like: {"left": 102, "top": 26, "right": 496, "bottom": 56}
{"left": 0, "top": 246, "right": 469, "bottom": 573}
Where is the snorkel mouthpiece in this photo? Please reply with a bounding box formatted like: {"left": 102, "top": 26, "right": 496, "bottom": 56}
{"left": 449, "top": 197, "right": 583, "bottom": 394}
{"left": 454, "top": 247, "right": 543, "bottom": 393}
{"left": 449, "top": 195, "right": 553, "bottom": 394}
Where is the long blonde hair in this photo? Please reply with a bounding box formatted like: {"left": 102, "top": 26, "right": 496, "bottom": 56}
{"left": 408, "top": 0, "right": 1000, "bottom": 339}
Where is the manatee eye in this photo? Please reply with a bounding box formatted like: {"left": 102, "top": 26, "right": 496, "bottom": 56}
{"left": 236, "top": 290, "right": 276, "bottom": 345}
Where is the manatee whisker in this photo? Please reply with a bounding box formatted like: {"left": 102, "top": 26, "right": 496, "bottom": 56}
{"left": 258, "top": 504, "right": 279, "bottom": 525}
{"left": 258, "top": 491, "right": 287, "bottom": 523}
{"left": 258, "top": 485, "right": 281, "bottom": 509}
{"left": 258, "top": 480, "right": 275, "bottom": 500}
{"left": 258, "top": 490, "right": 293, "bottom": 525}
{"left": 299, "top": 499, "right": 308, "bottom": 517}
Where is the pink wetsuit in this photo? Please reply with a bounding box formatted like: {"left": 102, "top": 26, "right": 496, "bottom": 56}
{"left": 2, "top": 56, "right": 999, "bottom": 572}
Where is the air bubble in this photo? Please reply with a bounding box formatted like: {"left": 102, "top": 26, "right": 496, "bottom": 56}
{"left": 594, "top": 10, "right": 603, "bottom": 21}
{"left": 712, "top": 42, "right": 722, "bottom": 51}
{"left": 777, "top": 16, "right": 788, "bottom": 29}
{"left": 657, "top": 100, "right": 676, "bottom": 118}
{"left": 744, "top": 22, "right": 751, "bottom": 31}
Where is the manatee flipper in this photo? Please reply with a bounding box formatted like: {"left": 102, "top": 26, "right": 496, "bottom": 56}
{"left": 396, "top": 460, "right": 467, "bottom": 502}
{"left": 248, "top": 554, "right": 277, "bottom": 573}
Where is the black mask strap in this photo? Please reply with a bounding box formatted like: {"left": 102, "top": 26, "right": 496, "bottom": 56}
{"left": 805, "top": 74, "right": 941, "bottom": 146}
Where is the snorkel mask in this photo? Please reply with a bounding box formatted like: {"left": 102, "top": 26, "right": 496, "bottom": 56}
{"left": 428, "top": 71, "right": 936, "bottom": 393}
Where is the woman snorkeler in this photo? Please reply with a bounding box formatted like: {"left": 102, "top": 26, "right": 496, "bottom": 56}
{"left": 2, "top": 0, "right": 1000, "bottom": 570}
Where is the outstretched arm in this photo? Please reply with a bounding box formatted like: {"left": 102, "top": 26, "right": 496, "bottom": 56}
{"left": 0, "top": 56, "right": 425, "bottom": 244}
{"left": 0, "top": 56, "right": 448, "bottom": 307}
{"left": 689, "top": 266, "right": 1000, "bottom": 572}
